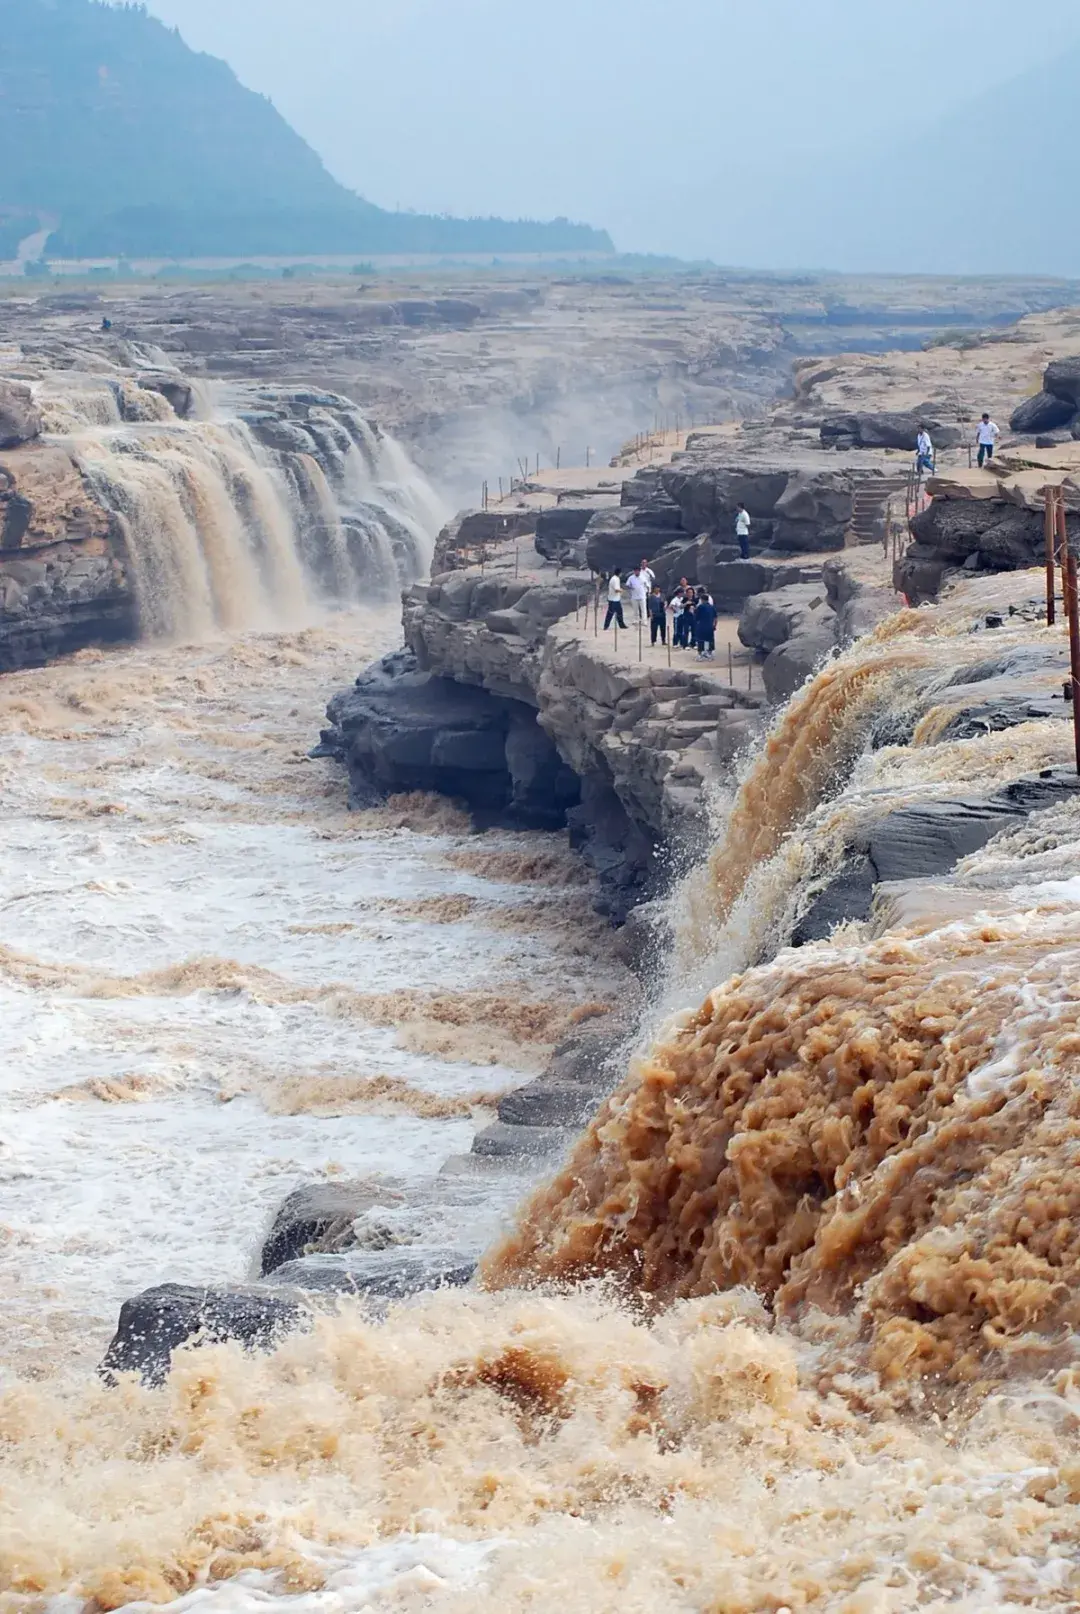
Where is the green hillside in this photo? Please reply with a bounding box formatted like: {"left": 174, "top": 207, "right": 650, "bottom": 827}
{"left": 0, "top": 0, "right": 613, "bottom": 261}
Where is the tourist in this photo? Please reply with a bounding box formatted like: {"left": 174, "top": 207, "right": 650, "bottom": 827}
{"left": 695, "top": 589, "right": 717, "bottom": 660}
{"left": 640, "top": 557, "right": 656, "bottom": 591}
{"left": 626, "top": 565, "right": 649, "bottom": 627}
{"left": 670, "top": 581, "right": 690, "bottom": 647}
{"left": 916, "top": 426, "right": 934, "bottom": 475}
{"left": 976, "top": 413, "right": 1000, "bottom": 468}
{"left": 648, "top": 586, "right": 668, "bottom": 646}
{"left": 603, "top": 571, "right": 626, "bottom": 631}
{"left": 735, "top": 503, "right": 752, "bottom": 560}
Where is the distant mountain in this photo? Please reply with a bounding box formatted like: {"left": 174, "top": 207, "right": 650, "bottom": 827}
{"left": 0, "top": 0, "right": 613, "bottom": 261}
{"left": 726, "top": 45, "right": 1080, "bottom": 276}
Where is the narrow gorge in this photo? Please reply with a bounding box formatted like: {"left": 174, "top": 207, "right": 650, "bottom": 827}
{"left": 4, "top": 279, "right": 1080, "bottom": 1612}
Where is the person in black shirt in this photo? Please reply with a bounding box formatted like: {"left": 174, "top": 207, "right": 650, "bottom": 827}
{"left": 695, "top": 590, "right": 717, "bottom": 660}
{"left": 647, "top": 586, "right": 668, "bottom": 646}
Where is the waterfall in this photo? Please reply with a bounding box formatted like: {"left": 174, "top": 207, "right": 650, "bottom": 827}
{"left": 43, "top": 383, "right": 444, "bottom": 643}
{"left": 486, "top": 574, "right": 1080, "bottom": 1396}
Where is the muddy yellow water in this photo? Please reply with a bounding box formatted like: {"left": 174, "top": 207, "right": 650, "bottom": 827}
{"left": 4, "top": 576, "right": 1080, "bottom": 1611}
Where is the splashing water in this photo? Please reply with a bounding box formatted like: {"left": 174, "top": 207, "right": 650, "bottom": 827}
{"left": 490, "top": 574, "right": 1080, "bottom": 1401}
{"left": 43, "top": 382, "right": 444, "bottom": 643}
{"left": 5, "top": 544, "right": 1080, "bottom": 1610}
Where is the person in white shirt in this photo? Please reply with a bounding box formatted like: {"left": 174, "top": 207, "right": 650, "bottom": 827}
{"left": 604, "top": 571, "right": 626, "bottom": 630}
{"left": 976, "top": 413, "right": 1000, "bottom": 468}
{"left": 916, "top": 427, "right": 934, "bottom": 475}
{"left": 735, "top": 504, "right": 752, "bottom": 559}
{"left": 626, "top": 566, "right": 649, "bottom": 626}
{"left": 639, "top": 558, "right": 656, "bottom": 591}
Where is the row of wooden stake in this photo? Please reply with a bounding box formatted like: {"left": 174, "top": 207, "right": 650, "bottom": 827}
{"left": 1044, "top": 485, "right": 1080, "bottom": 776}
{"left": 573, "top": 590, "right": 755, "bottom": 689}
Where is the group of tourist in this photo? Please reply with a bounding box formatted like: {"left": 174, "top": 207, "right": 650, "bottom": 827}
{"left": 915, "top": 413, "right": 1002, "bottom": 476}
{"left": 603, "top": 561, "right": 719, "bottom": 659}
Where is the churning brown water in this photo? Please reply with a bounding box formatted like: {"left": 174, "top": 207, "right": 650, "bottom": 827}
{"left": 4, "top": 569, "right": 1080, "bottom": 1610}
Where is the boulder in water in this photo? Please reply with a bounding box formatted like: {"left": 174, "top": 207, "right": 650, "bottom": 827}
{"left": 101, "top": 1283, "right": 307, "bottom": 1386}
{"left": 263, "top": 1252, "right": 477, "bottom": 1299}
{"left": 262, "top": 1178, "right": 404, "bottom": 1275}
{"left": 472, "top": 1121, "right": 579, "bottom": 1158}
{"left": 0, "top": 380, "right": 42, "bottom": 449}
{"left": 136, "top": 372, "right": 195, "bottom": 419}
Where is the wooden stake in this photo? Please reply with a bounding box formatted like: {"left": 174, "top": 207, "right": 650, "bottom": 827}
{"left": 1067, "top": 543, "right": 1080, "bottom": 776}
{"left": 1045, "top": 486, "right": 1057, "bottom": 626}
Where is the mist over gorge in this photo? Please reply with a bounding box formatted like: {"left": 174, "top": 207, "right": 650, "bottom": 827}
{"left": 5, "top": 3, "right": 1080, "bottom": 1610}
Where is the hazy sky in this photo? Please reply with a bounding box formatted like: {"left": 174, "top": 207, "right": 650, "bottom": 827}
{"left": 137, "top": 0, "right": 1080, "bottom": 260}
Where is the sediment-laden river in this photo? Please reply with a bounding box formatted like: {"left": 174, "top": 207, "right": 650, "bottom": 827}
{"left": 0, "top": 614, "right": 627, "bottom": 1378}
{"left": 3, "top": 585, "right": 1080, "bottom": 1612}
{"left": 3, "top": 369, "right": 1080, "bottom": 1608}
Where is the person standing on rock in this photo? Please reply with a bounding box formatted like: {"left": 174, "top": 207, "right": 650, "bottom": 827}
{"left": 695, "top": 589, "right": 718, "bottom": 660}
{"left": 604, "top": 571, "right": 626, "bottom": 631}
{"left": 735, "top": 503, "right": 752, "bottom": 560}
{"left": 976, "top": 413, "right": 1000, "bottom": 468}
{"left": 626, "top": 565, "right": 649, "bottom": 627}
{"left": 916, "top": 426, "right": 935, "bottom": 476}
{"left": 648, "top": 586, "right": 668, "bottom": 646}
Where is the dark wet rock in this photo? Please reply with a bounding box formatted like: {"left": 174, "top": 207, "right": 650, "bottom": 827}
{"left": 263, "top": 1252, "right": 477, "bottom": 1299}
{"left": 1009, "top": 390, "right": 1076, "bottom": 435}
{"left": 762, "top": 626, "right": 835, "bottom": 702}
{"left": 497, "top": 1082, "right": 602, "bottom": 1128}
{"left": 894, "top": 541, "right": 953, "bottom": 604}
{"left": 792, "top": 855, "right": 877, "bottom": 944}
{"left": 101, "top": 1283, "right": 306, "bottom": 1386}
{"left": 249, "top": 415, "right": 317, "bottom": 455}
{"left": 0, "top": 544, "right": 135, "bottom": 673}
{"left": 325, "top": 648, "right": 579, "bottom": 827}
{"left": 544, "top": 1016, "right": 625, "bottom": 1085}
{"left": 0, "top": 381, "right": 42, "bottom": 449}
{"left": 738, "top": 582, "right": 830, "bottom": 654}
{"left": 792, "top": 770, "right": 1080, "bottom": 944}
{"left": 472, "top": 1121, "right": 578, "bottom": 1158}
{"left": 909, "top": 497, "right": 1078, "bottom": 575}
{"left": 261, "top": 1179, "right": 402, "bottom": 1275}
{"left": 136, "top": 372, "right": 195, "bottom": 419}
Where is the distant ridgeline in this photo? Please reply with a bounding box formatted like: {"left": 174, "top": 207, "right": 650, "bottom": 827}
{"left": 1, "top": 0, "right": 613, "bottom": 261}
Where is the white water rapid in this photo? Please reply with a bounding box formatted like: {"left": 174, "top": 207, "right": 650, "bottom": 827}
{"left": 36, "top": 375, "right": 439, "bottom": 639}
